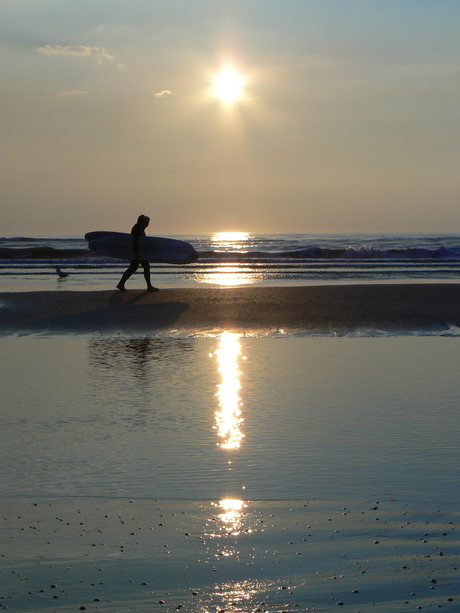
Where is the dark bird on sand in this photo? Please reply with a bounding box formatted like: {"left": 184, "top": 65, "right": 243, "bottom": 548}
{"left": 56, "top": 267, "right": 69, "bottom": 280}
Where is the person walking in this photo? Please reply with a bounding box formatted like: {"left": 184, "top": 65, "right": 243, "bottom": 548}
{"left": 116, "top": 215, "right": 159, "bottom": 292}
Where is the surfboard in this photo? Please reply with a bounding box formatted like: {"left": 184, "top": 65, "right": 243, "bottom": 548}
{"left": 85, "top": 232, "right": 198, "bottom": 264}
{"left": 85, "top": 231, "right": 125, "bottom": 242}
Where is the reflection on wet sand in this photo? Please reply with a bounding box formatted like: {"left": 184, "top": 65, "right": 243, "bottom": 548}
{"left": 212, "top": 331, "right": 244, "bottom": 449}
{"left": 86, "top": 337, "right": 199, "bottom": 428}
{"left": 205, "top": 498, "right": 263, "bottom": 611}
{"left": 206, "top": 499, "right": 249, "bottom": 565}
{"left": 218, "top": 498, "right": 247, "bottom": 535}
{"left": 88, "top": 337, "right": 196, "bottom": 377}
{"left": 206, "top": 327, "right": 268, "bottom": 611}
{"left": 213, "top": 581, "right": 262, "bottom": 612}
{"left": 196, "top": 264, "right": 264, "bottom": 287}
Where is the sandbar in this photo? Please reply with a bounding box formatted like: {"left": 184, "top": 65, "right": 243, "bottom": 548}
{"left": 2, "top": 283, "right": 460, "bottom": 336}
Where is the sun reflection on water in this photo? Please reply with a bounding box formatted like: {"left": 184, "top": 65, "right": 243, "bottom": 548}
{"left": 195, "top": 231, "right": 265, "bottom": 286}
{"left": 212, "top": 331, "right": 244, "bottom": 449}
{"left": 214, "top": 581, "right": 262, "bottom": 611}
{"left": 205, "top": 500, "right": 263, "bottom": 612}
{"left": 203, "top": 265, "right": 259, "bottom": 287}
{"left": 211, "top": 231, "right": 250, "bottom": 248}
{"left": 218, "top": 498, "right": 246, "bottom": 534}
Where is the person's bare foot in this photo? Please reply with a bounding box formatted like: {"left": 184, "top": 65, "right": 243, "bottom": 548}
{"left": 147, "top": 286, "right": 160, "bottom": 292}
{"left": 116, "top": 283, "right": 127, "bottom": 292}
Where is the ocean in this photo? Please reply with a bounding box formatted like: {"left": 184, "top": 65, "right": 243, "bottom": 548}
{"left": 2, "top": 232, "right": 460, "bottom": 291}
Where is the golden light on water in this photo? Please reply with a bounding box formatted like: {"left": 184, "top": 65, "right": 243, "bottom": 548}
{"left": 212, "top": 331, "right": 244, "bottom": 449}
{"left": 195, "top": 231, "right": 263, "bottom": 286}
{"left": 205, "top": 500, "right": 268, "bottom": 608}
{"left": 218, "top": 498, "right": 246, "bottom": 534}
{"left": 195, "top": 265, "right": 264, "bottom": 286}
{"left": 214, "top": 581, "right": 259, "bottom": 609}
{"left": 205, "top": 266, "right": 256, "bottom": 287}
{"left": 212, "top": 231, "right": 250, "bottom": 244}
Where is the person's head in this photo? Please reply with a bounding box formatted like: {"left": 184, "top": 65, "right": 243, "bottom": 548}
{"left": 137, "top": 215, "right": 150, "bottom": 229}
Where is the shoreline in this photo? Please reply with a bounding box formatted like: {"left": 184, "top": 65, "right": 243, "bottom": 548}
{"left": 2, "top": 283, "right": 460, "bottom": 336}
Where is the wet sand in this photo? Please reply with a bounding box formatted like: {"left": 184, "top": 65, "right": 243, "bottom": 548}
{"left": 2, "top": 283, "right": 460, "bottom": 336}
{"left": 1, "top": 498, "right": 459, "bottom": 612}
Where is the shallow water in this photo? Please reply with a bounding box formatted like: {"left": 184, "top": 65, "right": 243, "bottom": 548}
{"left": 1, "top": 335, "right": 460, "bottom": 503}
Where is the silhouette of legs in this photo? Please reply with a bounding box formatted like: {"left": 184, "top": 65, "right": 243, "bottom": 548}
{"left": 117, "top": 260, "right": 158, "bottom": 292}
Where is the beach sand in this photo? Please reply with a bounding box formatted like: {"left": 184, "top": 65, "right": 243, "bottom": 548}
{"left": 1, "top": 497, "right": 459, "bottom": 612}
{"left": 2, "top": 284, "right": 460, "bottom": 336}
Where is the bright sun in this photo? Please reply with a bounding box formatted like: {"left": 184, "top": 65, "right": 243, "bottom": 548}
{"left": 214, "top": 68, "right": 242, "bottom": 102}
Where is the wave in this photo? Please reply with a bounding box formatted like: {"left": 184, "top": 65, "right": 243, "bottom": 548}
{"left": 2, "top": 243, "right": 460, "bottom": 262}
{"left": 280, "top": 245, "right": 460, "bottom": 260}
{"left": 198, "top": 245, "right": 460, "bottom": 261}
{"left": 0, "top": 246, "right": 90, "bottom": 260}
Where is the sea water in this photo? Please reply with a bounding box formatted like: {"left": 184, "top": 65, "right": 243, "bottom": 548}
{"left": 2, "top": 232, "right": 460, "bottom": 291}
{"left": 1, "top": 334, "right": 459, "bottom": 504}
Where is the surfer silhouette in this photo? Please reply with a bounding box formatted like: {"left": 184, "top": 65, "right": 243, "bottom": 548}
{"left": 116, "top": 215, "right": 159, "bottom": 292}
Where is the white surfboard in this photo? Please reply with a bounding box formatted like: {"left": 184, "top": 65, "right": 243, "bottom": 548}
{"left": 85, "top": 232, "right": 198, "bottom": 264}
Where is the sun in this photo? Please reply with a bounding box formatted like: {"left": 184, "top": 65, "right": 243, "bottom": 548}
{"left": 214, "top": 68, "right": 242, "bottom": 102}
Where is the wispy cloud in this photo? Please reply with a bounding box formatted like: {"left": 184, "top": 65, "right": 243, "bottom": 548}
{"left": 153, "top": 90, "right": 173, "bottom": 98}
{"left": 45, "top": 90, "right": 89, "bottom": 97}
{"left": 37, "top": 44, "right": 114, "bottom": 64}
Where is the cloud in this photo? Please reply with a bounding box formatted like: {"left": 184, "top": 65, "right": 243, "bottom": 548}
{"left": 153, "top": 90, "right": 173, "bottom": 98}
{"left": 45, "top": 90, "right": 89, "bottom": 97}
{"left": 37, "top": 44, "right": 115, "bottom": 64}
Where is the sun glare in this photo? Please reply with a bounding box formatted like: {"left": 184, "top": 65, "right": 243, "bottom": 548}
{"left": 214, "top": 68, "right": 242, "bottom": 102}
{"left": 212, "top": 232, "right": 249, "bottom": 242}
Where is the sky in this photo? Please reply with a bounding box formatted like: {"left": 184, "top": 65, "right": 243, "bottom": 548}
{"left": 1, "top": 0, "right": 460, "bottom": 236}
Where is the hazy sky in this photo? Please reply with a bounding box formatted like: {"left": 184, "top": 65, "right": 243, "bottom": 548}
{"left": 2, "top": 0, "right": 459, "bottom": 236}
